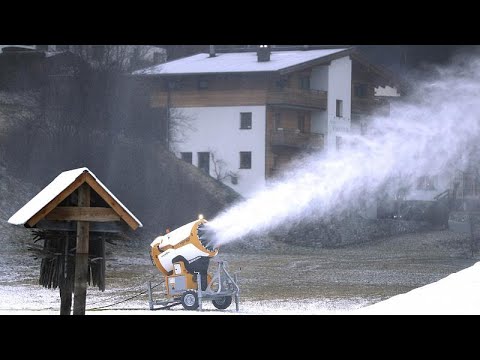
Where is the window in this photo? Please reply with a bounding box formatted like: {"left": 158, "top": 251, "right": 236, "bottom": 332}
{"left": 299, "top": 76, "right": 310, "bottom": 90}
{"left": 336, "top": 136, "right": 343, "bottom": 151}
{"left": 275, "top": 77, "right": 287, "bottom": 89}
{"left": 198, "top": 78, "right": 209, "bottom": 90}
{"left": 198, "top": 152, "right": 210, "bottom": 174}
{"left": 336, "top": 99, "right": 343, "bottom": 118}
{"left": 463, "top": 173, "right": 479, "bottom": 196}
{"left": 354, "top": 83, "right": 368, "bottom": 98}
{"left": 240, "top": 112, "right": 252, "bottom": 129}
{"left": 274, "top": 112, "right": 282, "bottom": 129}
{"left": 240, "top": 152, "right": 252, "bottom": 169}
{"left": 272, "top": 154, "right": 279, "bottom": 169}
{"left": 297, "top": 114, "right": 306, "bottom": 133}
{"left": 168, "top": 80, "right": 179, "bottom": 90}
{"left": 180, "top": 152, "right": 192, "bottom": 164}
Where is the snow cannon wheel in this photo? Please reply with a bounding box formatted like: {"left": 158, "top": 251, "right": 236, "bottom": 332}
{"left": 181, "top": 290, "right": 199, "bottom": 310}
{"left": 212, "top": 296, "right": 232, "bottom": 310}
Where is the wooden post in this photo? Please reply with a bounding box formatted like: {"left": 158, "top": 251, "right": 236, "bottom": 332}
{"left": 60, "top": 233, "right": 73, "bottom": 315}
{"left": 73, "top": 183, "right": 90, "bottom": 315}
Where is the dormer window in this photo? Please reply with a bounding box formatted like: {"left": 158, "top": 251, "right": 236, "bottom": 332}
{"left": 198, "top": 78, "right": 209, "bottom": 90}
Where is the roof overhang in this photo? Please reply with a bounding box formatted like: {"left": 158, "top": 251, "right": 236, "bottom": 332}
{"left": 278, "top": 48, "right": 353, "bottom": 75}
{"left": 350, "top": 50, "right": 401, "bottom": 88}
{"left": 8, "top": 167, "right": 142, "bottom": 231}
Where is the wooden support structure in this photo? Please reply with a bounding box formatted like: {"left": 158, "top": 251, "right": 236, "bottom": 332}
{"left": 8, "top": 167, "right": 142, "bottom": 316}
{"left": 73, "top": 183, "right": 90, "bottom": 315}
{"left": 36, "top": 220, "right": 129, "bottom": 233}
{"left": 26, "top": 174, "right": 88, "bottom": 228}
{"left": 60, "top": 233, "right": 74, "bottom": 315}
{"left": 45, "top": 207, "right": 121, "bottom": 222}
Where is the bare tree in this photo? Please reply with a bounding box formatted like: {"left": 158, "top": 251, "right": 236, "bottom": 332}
{"left": 167, "top": 108, "right": 196, "bottom": 152}
{"left": 70, "top": 45, "right": 158, "bottom": 73}
{"left": 210, "top": 150, "right": 238, "bottom": 184}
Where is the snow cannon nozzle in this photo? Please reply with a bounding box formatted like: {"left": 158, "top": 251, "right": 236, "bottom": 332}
{"left": 197, "top": 222, "right": 218, "bottom": 252}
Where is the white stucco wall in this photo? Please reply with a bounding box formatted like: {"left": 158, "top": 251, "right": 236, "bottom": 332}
{"left": 310, "top": 65, "right": 329, "bottom": 138}
{"left": 310, "top": 65, "right": 329, "bottom": 91}
{"left": 310, "top": 57, "right": 352, "bottom": 152}
{"left": 173, "top": 106, "right": 266, "bottom": 197}
{"left": 311, "top": 111, "right": 328, "bottom": 134}
{"left": 326, "top": 56, "right": 352, "bottom": 152}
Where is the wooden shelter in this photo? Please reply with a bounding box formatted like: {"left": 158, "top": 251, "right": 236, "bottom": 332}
{"left": 8, "top": 167, "right": 142, "bottom": 315}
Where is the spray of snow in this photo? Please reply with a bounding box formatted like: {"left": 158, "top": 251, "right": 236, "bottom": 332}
{"left": 207, "top": 55, "right": 480, "bottom": 246}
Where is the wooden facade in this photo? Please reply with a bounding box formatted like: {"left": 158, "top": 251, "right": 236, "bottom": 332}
{"left": 351, "top": 56, "right": 394, "bottom": 117}
{"left": 149, "top": 72, "right": 329, "bottom": 179}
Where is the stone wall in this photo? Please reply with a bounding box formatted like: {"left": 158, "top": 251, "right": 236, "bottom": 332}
{"left": 223, "top": 213, "right": 433, "bottom": 252}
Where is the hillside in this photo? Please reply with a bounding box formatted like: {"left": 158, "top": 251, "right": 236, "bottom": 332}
{"left": 0, "top": 89, "right": 241, "bottom": 251}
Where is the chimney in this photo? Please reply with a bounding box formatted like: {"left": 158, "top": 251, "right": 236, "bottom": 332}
{"left": 257, "top": 45, "right": 271, "bottom": 62}
{"left": 209, "top": 45, "right": 216, "bottom": 58}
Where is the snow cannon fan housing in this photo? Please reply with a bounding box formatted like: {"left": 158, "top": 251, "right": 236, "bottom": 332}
{"left": 150, "top": 219, "right": 218, "bottom": 277}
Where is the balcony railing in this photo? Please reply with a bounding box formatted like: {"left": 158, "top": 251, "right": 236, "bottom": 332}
{"left": 270, "top": 129, "right": 324, "bottom": 150}
{"left": 267, "top": 87, "right": 327, "bottom": 109}
{"left": 352, "top": 97, "right": 390, "bottom": 115}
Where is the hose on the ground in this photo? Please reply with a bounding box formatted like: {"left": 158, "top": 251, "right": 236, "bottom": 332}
{"left": 87, "top": 281, "right": 178, "bottom": 311}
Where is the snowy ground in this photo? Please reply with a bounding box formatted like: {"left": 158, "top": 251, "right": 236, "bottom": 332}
{"left": 1, "top": 229, "right": 479, "bottom": 315}
{"left": 2, "top": 261, "right": 480, "bottom": 315}
{"left": 355, "top": 261, "right": 480, "bottom": 315}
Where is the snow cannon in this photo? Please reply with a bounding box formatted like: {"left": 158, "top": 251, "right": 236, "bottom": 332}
{"left": 150, "top": 218, "right": 217, "bottom": 287}
{"left": 148, "top": 217, "right": 239, "bottom": 311}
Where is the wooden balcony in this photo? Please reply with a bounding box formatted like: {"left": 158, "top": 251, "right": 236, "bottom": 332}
{"left": 270, "top": 129, "right": 324, "bottom": 151}
{"left": 267, "top": 87, "right": 327, "bottom": 110}
{"left": 352, "top": 97, "right": 390, "bottom": 115}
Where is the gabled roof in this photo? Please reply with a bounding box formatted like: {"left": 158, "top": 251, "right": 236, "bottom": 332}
{"left": 133, "top": 48, "right": 351, "bottom": 76}
{"left": 8, "top": 167, "right": 142, "bottom": 230}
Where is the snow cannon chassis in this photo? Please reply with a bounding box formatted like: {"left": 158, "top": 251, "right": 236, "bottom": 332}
{"left": 147, "top": 259, "right": 240, "bottom": 311}
{"left": 148, "top": 218, "right": 239, "bottom": 311}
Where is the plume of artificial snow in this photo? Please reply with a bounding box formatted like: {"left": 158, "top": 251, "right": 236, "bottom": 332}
{"left": 208, "top": 55, "right": 480, "bottom": 246}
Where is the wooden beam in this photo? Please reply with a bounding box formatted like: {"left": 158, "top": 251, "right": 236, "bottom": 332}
{"left": 84, "top": 173, "right": 140, "bottom": 230}
{"left": 36, "top": 219, "right": 129, "bottom": 233}
{"left": 26, "top": 172, "right": 88, "bottom": 227}
{"left": 73, "top": 183, "right": 90, "bottom": 316}
{"left": 45, "top": 207, "right": 121, "bottom": 222}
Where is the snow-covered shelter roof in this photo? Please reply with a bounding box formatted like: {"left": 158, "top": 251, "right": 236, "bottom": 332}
{"left": 133, "top": 48, "right": 351, "bottom": 76}
{"left": 8, "top": 167, "right": 142, "bottom": 230}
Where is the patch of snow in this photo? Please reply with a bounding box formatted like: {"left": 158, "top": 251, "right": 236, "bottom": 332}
{"left": 355, "top": 261, "right": 480, "bottom": 315}
{"left": 375, "top": 85, "right": 400, "bottom": 97}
